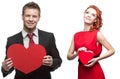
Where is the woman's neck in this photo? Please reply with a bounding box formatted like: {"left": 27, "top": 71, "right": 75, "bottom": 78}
{"left": 83, "top": 24, "right": 92, "bottom": 31}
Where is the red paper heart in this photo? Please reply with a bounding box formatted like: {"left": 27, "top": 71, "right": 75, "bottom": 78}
{"left": 7, "top": 44, "right": 46, "bottom": 74}
{"left": 78, "top": 51, "right": 94, "bottom": 65}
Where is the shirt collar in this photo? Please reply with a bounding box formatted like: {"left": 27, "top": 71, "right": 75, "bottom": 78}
{"left": 22, "top": 28, "right": 38, "bottom": 38}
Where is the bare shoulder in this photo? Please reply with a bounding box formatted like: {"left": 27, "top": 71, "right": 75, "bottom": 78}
{"left": 97, "top": 31, "right": 104, "bottom": 38}
{"left": 97, "top": 31, "right": 106, "bottom": 43}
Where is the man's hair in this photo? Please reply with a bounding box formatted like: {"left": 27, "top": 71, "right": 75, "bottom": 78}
{"left": 22, "top": 1, "right": 41, "bottom": 16}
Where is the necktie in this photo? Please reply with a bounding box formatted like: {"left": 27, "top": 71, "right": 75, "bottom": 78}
{"left": 28, "top": 33, "right": 34, "bottom": 45}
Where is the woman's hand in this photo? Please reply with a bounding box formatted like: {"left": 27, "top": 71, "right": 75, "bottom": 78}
{"left": 84, "top": 57, "right": 99, "bottom": 67}
{"left": 77, "top": 47, "right": 87, "bottom": 53}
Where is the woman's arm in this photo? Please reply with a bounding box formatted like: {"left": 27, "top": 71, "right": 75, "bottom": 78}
{"left": 96, "top": 31, "right": 115, "bottom": 61}
{"left": 67, "top": 38, "right": 78, "bottom": 60}
{"left": 84, "top": 31, "right": 115, "bottom": 67}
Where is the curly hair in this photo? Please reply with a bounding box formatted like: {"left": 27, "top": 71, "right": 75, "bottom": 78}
{"left": 85, "top": 5, "right": 103, "bottom": 31}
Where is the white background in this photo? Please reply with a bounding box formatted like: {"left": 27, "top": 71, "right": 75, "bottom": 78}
{"left": 0, "top": 0, "right": 119, "bottom": 79}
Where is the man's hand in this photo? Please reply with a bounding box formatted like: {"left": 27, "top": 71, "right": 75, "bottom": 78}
{"left": 42, "top": 55, "right": 53, "bottom": 66}
{"left": 2, "top": 58, "right": 13, "bottom": 71}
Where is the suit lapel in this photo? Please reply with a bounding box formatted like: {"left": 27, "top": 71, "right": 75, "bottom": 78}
{"left": 38, "top": 29, "right": 47, "bottom": 47}
{"left": 38, "top": 30, "right": 42, "bottom": 45}
{"left": 16, "top": 32, "right": 24, "bottom": 45}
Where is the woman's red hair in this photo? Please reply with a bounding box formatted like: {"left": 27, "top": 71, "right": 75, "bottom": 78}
{"left": 85, "top": 5, "right": 102, "bottom": 31}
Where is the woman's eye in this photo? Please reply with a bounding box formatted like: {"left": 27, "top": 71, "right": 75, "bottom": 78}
{"left": 85, "top": 11, "right": 89, "bottom": 14}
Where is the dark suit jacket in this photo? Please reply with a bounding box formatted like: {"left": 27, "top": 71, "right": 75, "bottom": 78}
{"left": 1, "top": 29, "right": 62, "bottom": 79}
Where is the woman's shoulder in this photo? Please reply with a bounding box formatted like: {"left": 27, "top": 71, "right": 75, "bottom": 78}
{"left": 74, "top": 31, "right": 82, "bottom": 36}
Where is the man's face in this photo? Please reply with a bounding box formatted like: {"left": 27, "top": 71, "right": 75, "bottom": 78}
{"left": 22, "top": 8, "right": 40, "bottom": 32}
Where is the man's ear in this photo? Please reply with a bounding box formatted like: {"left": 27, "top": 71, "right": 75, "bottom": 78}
{"left": 22, "top": 14, "right": 24, "bottom": 20}
{"left": 38, "top": 16, "right": 41, "bottom": 21}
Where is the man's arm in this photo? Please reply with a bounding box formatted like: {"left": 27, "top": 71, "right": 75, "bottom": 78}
{"left": 48, "top": 33, "right": 62, "bottom": 71}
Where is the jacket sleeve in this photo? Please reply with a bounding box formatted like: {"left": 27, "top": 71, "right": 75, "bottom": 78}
{"left": 48, "top": 33, "right": 62, "bottom": 71}
{"left": 1, "top": 66, "right": 14, "bottom": 77}
{"left": 1, "top": 38, "right": 14, "bottom": 77}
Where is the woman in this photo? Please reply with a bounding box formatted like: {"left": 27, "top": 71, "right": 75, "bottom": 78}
{"left": 67, "top": 5, "right": 115, "bottom": 79}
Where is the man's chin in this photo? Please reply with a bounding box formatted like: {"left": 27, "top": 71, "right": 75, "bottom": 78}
{"left": 24, "top": 26, "right": 36, "bottom": 32}
{"left": 26, "top": 26, "right": 36, "bottom": 29}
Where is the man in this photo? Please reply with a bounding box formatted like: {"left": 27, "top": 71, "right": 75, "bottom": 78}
{"left": 1, "top": 1, "right": 62, "bottom": 79}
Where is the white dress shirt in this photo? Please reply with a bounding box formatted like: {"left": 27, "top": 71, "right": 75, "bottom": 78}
{"left": 22, "top": 28, "right": 39, "bottom": 48}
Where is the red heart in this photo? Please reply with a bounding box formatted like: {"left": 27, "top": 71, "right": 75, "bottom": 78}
{"left": 7, "top": 44, "right": 46, "bottom": 74}
{"left": 78, "top": 51, "right": 94, "bottom": 65}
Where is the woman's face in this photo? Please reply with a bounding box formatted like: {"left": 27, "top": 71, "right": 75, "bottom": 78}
{"left": 84, "top": 8, "right": 97, "bottom": 25}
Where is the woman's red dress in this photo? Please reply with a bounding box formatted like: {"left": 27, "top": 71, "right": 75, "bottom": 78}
{"left": 74, "top": 30, "right": 105, "bottom": 79}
